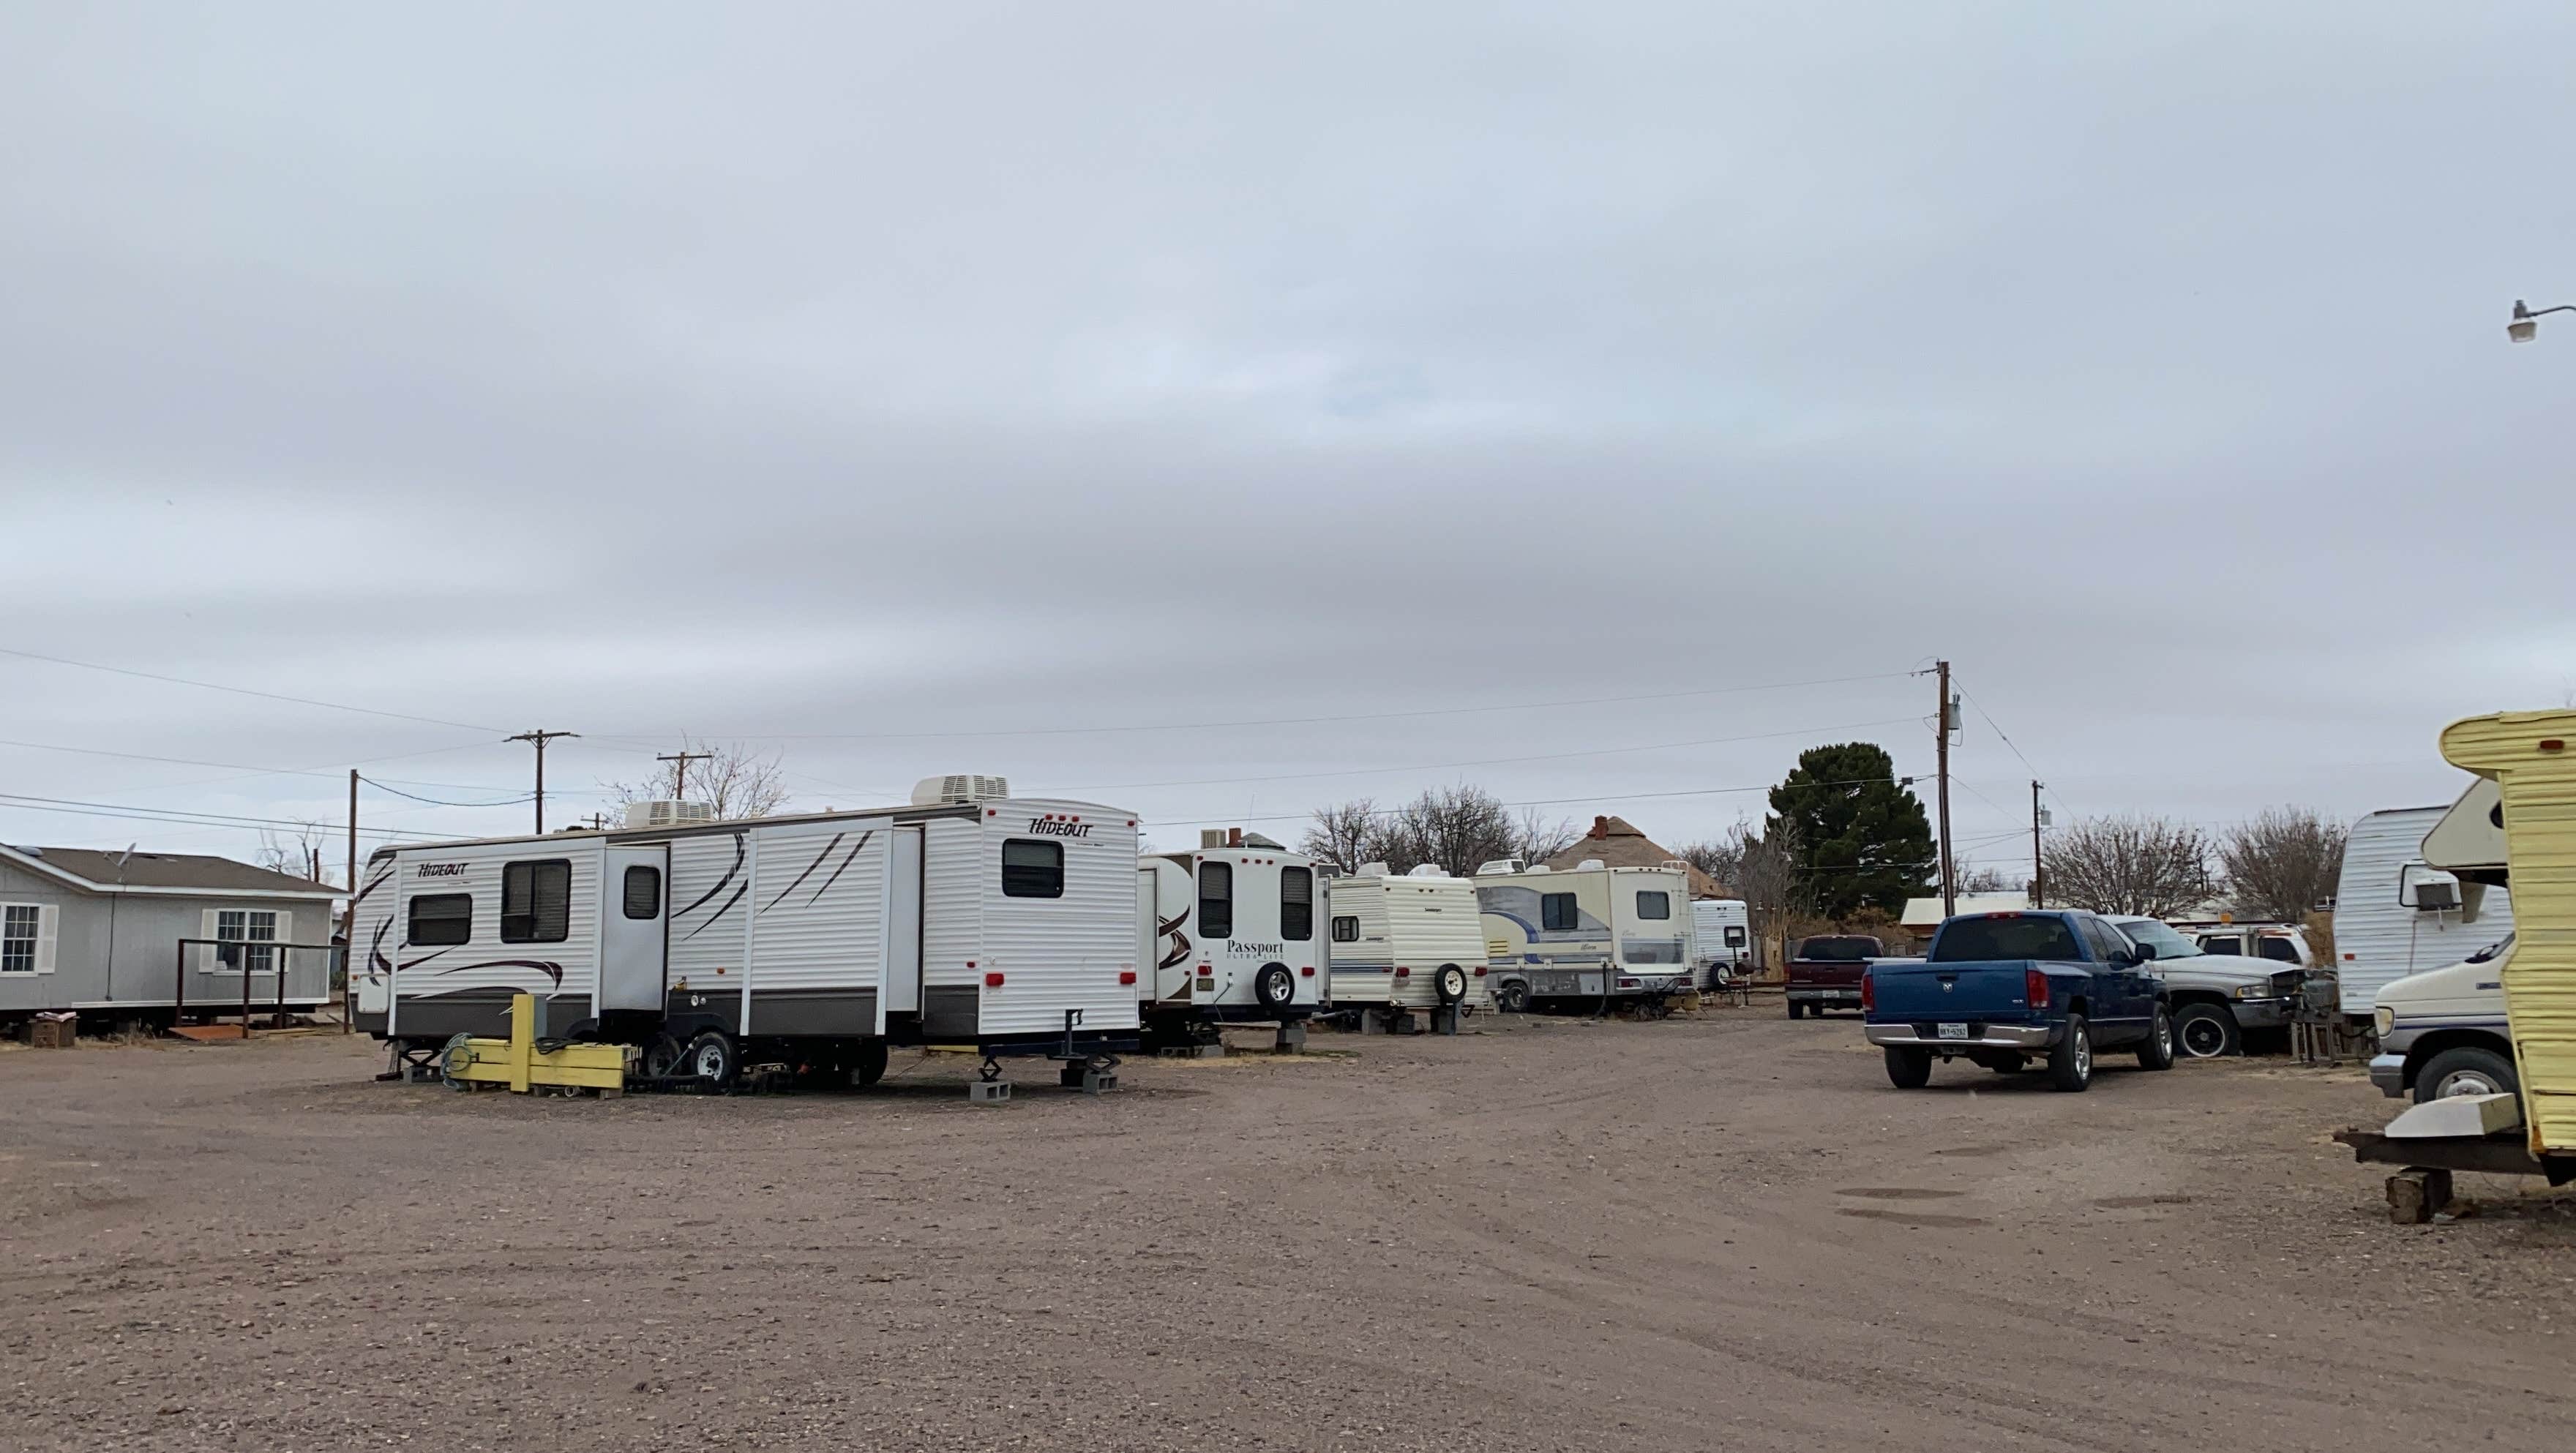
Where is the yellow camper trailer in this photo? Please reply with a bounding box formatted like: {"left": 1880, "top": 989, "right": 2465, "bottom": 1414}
{"left": 2438, "top": 709, "right": 2576, "bottom": 1159}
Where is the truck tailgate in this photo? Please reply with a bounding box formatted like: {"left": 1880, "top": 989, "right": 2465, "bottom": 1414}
{"left": 1869, "top": 960, "right": 2034, "bottom": 1021}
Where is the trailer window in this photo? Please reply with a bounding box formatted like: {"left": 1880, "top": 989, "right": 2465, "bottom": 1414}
{"left": 1280, "top": 867, "right": 1314, "bottom": 941}
{"left": 1199, "top": 861, "right": 1233, "bottom": 937}
{"left": 623, "top": 865, "right": 662, "bottom": 920}
{"left": 408, "top": 893, "right": 473, "bottom": 947}
{"left": 1541, "top": 893, "right": 1578, "bottom": 931}
{"left": 1001, "top": 840, "right": 1063, "bottom": 898}
{"left": 1331, "top": 915, "right": 1359, "bottom": 943}
{"left": 1635, "top": 890, "right": 1670, "bottom": 920}
{"left": 501, "top": 860, "right": 572, "bottom": 943}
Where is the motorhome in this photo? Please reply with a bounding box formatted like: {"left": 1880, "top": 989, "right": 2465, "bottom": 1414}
{"left": 1137, "top": 830, "right": 1326, "bottom": 1040}
{"left": 1690, "top": 898, "right": 1751, "bottom": 985}
{"left": 351, "top": 776, "right": 1142, "bottom": 1085}
{"left": 1323, "top": 864, "right": 1492, "bottom": 1021}
{"left": 1475, "top": 857, "right": 1693, "bottom": 1011}
{"left": 2330, "top": 787, "right": 2513, "bottom": 1017}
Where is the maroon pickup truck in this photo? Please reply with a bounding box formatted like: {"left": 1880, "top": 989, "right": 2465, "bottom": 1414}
{"left": 1786, "top": 935, "right": 1884, "bottom": 1019}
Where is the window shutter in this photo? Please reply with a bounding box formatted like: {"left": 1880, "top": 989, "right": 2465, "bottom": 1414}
{"left": 201, "top": 908, "right": 220, "bottom": 972}
{"left": 274, "top": 910, "right": 294, "bottom": 982}
{"left": 34, "top": 905, "right": 57, "bottom": 975}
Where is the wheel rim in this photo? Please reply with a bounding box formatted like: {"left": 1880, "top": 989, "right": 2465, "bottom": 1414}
{"left": 2073, "top": 1028, "right": 2091, "bottom": 1078}
{"left": 2435, "top": 1068, "right": 2504, "bottom": 1098}
{"left": 1441, "top": 969, "right": 1466, "bottom": 999}
{"left": 694, "top": 1043, "right": 726, "bottom": 1079}
{"left": 2179, "top": 1016, "right": 2227, "bottom": 1057}
{"left": 2157, "top": 1014, "right": 2174, "bottom": 1059}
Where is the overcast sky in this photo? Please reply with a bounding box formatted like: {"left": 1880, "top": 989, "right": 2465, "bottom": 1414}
{"left": 4, "top": 2, "right": 2574, "bottom": 881}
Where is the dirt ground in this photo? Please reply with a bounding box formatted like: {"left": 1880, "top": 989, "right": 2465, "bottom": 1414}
{"left": 1, "top": 1006, "right": 2572, "bottom": 1452}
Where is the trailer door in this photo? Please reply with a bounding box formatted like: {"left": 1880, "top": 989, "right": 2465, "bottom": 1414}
{"left": 886, "top": 825, "right": 924, "bottom": 1018}
{"left": 599, "top": 844, "right": 670, "bottom": 1013}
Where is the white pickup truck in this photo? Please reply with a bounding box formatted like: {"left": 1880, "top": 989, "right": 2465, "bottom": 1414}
{"left": 2105, "top": 916, "right": 2306, "bottom": 1058}
{"left": 2367, "top": 936, "right": 2517, "bottom": 1103}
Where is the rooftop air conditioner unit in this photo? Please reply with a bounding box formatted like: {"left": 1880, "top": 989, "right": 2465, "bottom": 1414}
{"left": 1576, "top": 858, "right": 1608, "bottom": 871}
{"left": 1407, "top": 864, "right": 1445, "bottom": 877}
{"left": 1475, "top": 858, "right": 1525, "bottom": 876}
{"left": 624, "top": 800, "right": 716, "bottom": 830}
{"left": 1357, "top": 861, "right": 1393, "bottom": 877}
{"left": 911, "top": 774, "right": 1010, "bottom": 806}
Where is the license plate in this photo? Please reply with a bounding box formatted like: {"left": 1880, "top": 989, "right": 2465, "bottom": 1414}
{"left": 1937, "top": 1023, "right": 1969, "bottom": 1040}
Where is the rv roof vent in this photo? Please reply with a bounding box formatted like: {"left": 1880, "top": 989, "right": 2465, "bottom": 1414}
{"left": 1407, "top": 863, "right": 1445, "bottom": 878}
{"left": 624, "top": 800, "right": 716, "bottom": 830}
{"left": 1357, "top": 860, "right": 1392, "bottom": 877}
{"left": 1525, "top": 864, "right": 1552, "bottom": 874}
{"left": 1576, "top": 858, "right": 1608, "bottom": 871}
{"left": 910, "top": 773, "right": 1010, "bottom": 806}
{"left": 1200, "top": 829, "right": 1228, "bottom": 849}
{"left": 1662, "top": 858, "right": 1692, "bottom": 871}
{"left": 1475, "top": 858, "right": 1525, "bottom": 876}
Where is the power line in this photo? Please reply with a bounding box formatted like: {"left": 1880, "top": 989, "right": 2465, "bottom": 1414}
{"left": 0, "top": 733, "right": 539, "bottom": 794}
{"left": 356, "top": 777, "right": 536, "bottom": 808}
{"left": 0, "top": 646, "right": 501, "bottom": 735}
{"left": 0, "top": 792, "right": 451, "bottom": 843}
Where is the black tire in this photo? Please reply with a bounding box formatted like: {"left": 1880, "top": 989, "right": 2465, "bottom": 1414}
{"left": 2048, "top": 1015, "right": 2093, "bottom": 1093}
{"left": 851, "top": 1038, "right": 889, "bottom": 1089}
{"left": 1969, "top": 1051, "right": 2027, "bottom": 1075}
{"left": 2413, "top": 1045, "right": 2518, "bottom": 1104}
{"left": 685, "top": 1029, "right": 738, "bottom": 1091}
{"left": 1494, "top": 982, "right": 1529, "bottom": 1014}
{"left": 2172, "top": 1002, "right": 2239, "bottom": 1059}
{"left": 1254, "top": 963, "right": 1297, "bottom": 1012}
{"left": 2135, "top": 1005, "right": 2176, "bottom": 1071}
{"left": 1434, "top": 964, "right": 1469, "bottom": 1006}
{"left": 1884, "top": 1045, "right": 1933, "bottom": 1089}
{"left": 1787, "top": 999, "right": 1806, "bottom": 1020}
{"left": 438, "top": 1032, "right": 477, "bottom": 1091}
{"left": 641, "top": 1033, "right": 686, "bottom": 1080}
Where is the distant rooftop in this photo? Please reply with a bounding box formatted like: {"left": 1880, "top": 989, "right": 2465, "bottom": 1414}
{"left": 3, "top": 845, "right": 337, "bottom": 896}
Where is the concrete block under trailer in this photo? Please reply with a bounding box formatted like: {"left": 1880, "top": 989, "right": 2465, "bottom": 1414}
{"left": 351, "top": 792, "right": 1142, "bottom": 1087}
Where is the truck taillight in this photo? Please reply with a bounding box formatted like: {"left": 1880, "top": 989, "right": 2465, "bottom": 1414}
{"left": 2024, "top": 967, "right": 2048, "bottom": 1009}
{"left": 1860, "top": 971, "right": 1874, "bottom": 1012}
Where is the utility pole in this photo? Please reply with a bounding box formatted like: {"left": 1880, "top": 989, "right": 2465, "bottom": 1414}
{"left": 657, "top": 748, "right": 716, "bottom": 803}
{"left": 344, "top": 769, "right": 359, "bottom": 1036}
{"left": 2030, "top": 780, "right": 2047, "bottom": 908}
{"left": 1935, "top": 660, "right": 1956, "bottom": 919}
{"left": 508, "top": 730, "right": 580, "bottom": 833}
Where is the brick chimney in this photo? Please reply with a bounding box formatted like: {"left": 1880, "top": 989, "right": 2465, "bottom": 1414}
{"left": 1590, "top": 815, "right": 1609, "bottom": 839}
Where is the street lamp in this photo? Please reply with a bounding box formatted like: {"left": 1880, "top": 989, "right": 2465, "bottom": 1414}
{"left": 2509, "top": 299, "right": 2576, "bottom": 343}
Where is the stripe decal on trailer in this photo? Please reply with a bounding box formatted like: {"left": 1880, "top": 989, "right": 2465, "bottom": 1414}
{"left": 673, "top": 833, "right": 747, "bottom": 920}
{"left": 763, "top": 832, "right": 843, "bottom": 911}
{"left": 806, "top": 830, "right": 873, "bottom": 907}
{"left": 681, "top": 882, "right": 748, "bottom": 941}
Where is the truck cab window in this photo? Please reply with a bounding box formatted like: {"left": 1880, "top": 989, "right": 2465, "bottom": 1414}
{"left": 1000, "top": 840, "right": 1063, "bottom": 898}
{"left": 1199, "top": 861, "right": 1233, "bottom": 938}
{"left": 1280, "top": 867, "right": 1314, "bottom": 941}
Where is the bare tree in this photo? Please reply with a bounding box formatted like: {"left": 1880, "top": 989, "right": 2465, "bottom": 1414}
{"left": 1300, "top": 797, "right": 1383, "bottom": 874}
{"left": 1954, "top": 865, "right": 2018, "bottom": 896}
{"left": 256, "top": 819, "right": 332, "bottom": 884}
{"left": 607, "top": 737, "right": 791, "bottom": 821}
{"left": 1510, "top": 806, "right": 1580, "bottom": 866}
{"left": 2220, "top": 806, "right": 2347, "bottom": 921}
{"left": 1674, "top": 816, "right": 1806, "bottom": 969}
{"left": 2040, "top": 815, "right": 2214, "bottom": 918}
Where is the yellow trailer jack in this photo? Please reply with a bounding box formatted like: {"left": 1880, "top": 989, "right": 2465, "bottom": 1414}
{"left": 438, "top": 994, "right": 634, "bottom": 1096}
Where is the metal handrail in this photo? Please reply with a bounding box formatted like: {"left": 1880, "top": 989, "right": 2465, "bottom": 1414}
{"left": 171, "top": 938, "right": 342, "bottom": 1032}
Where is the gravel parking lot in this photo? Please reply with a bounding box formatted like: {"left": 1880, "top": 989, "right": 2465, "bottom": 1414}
{"left": 1, "top": 1006, "right": 2572, "bottom": 1452}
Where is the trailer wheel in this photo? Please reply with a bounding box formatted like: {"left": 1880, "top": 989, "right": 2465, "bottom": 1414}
{"left": 641, "top": 1033, "right": 686, "bottom": 1080}
{"left": 1254, "top": 963, "right": 1297, "bottom": 1011}
{"left": 852, "top": 1039, "right": 890, "bottom": 1089}
{"left": 1434, "top": 964, "right": 1469, "bottom": 1006}
{"left": 438, "top": 1032, "right": 476, "bottom": 1091}
{"left": 686, "top": 1030, "right": 738, "bottom": 1090}
{"left": 1494, "top": 982, "right": 1528, "bottom": 1014}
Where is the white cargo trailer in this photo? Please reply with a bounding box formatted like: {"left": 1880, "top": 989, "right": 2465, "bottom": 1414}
{"left": 1690, "top": 898, "right": 1752, "bottom": 985}
{"left": 1323, "top": 864, "right": 1492, "bottom": 1025}
{"left": 352, "top": 777, "right": 1141, "bottom": 1084}
{"left": 1476, "top": 858, "right": 1693, "bottom": 1011}
{"left": 1137, "top": 830, "right": 1326, "bottom": 1041}
{"left": 2331, "top": 792, "right": 2514, "bottom": 1016}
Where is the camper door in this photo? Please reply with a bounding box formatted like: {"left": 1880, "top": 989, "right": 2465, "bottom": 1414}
{"left": 599, "top": 844, "right": 670, "bottom": 1013}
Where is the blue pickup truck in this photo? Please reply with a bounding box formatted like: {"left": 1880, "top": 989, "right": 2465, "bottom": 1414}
{"left": 1862, "top": 910, "right": 2176, "bottom": 1092}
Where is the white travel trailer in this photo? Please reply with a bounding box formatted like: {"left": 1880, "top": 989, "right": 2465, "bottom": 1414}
{"left": 1475, "top": 858, "right": 1693, "bottom": 1011}
{"left": 1690, "top": 898, "right": 1752, "bottom": 984}
{"left": 2331, "top": 785, "right": 2514, "bottom": 1016}
{"left": 1323, "top": 864, "right": 1493, "bottom": 1024}
{"left": 1137, "top": 830, "right": 1326, "bottom": 1039}
{"left": 351, "top": 777, "right": 1141, "bottom": 1084}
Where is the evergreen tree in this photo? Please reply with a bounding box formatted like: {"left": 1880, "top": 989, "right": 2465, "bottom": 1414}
{"left": 1764, "top": 743, "right": 1935, "bottom": 920}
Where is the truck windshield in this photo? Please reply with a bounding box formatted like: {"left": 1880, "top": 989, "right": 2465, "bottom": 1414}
{"left": 2113, "top": 920, "right": 2203, "bottom": 960}
{"left": 1931, "top": 916, "right": 2083, "bottom": 963}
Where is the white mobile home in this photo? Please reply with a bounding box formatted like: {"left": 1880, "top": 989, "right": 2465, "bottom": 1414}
{"left": 2331, "top": 792, "right": 2514, "bottom": 1016}
{"left": 1324, "top": 865, "right": 1492, "bottom": 1015}
{"left": 353, "top": 778, "right": 1141, "bottom": 1080}
{"left": 0, "top": 845, "right": 337, "bottom": 1027}
{"left": 1137, "top": 830, "right": 1325, "bottom": 1037}
{"left": 1476, "top": 857, "right": 1692, "bottom": 1010}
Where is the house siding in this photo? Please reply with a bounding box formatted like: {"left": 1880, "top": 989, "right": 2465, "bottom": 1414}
{"left": 0, "top": 857, "right": 334, "bottom": 1015}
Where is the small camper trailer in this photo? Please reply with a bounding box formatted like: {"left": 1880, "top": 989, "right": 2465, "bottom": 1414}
{"left": 1690, "top": 898, "right": 1751, "bottom": 984}
{"left": 352, "top": 776, "right": 1141, "bottom": 1084}
{"left": 2332, "top": 791, "right": 2515, "bottom": 1016}
{"left": 1137, "top": 830, "right": 1325, "bottom": 1039}
{"left": 1323, "top": 864, "right": 1492, "bottom": 1021}
{"left": 1476, "top": 857, "right": 1693, "bottom": 1011}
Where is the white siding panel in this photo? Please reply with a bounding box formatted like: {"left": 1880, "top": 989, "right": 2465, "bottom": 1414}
{"left": 353, "top": 851, "right": 399, "bottom": 1018}
{"left": 1325, "top": 876, "right": 1396, "bottom": 1005}
{"left": 1381, "top": 878, "right": 1492, "bottom": 1010}
{"left": 746, "top": 820, "right": 889, "bottom": 994}
{"left": 2333, "top": 807, "right": 2515, "bottom": 1013}
{"left": 921, "top": 818, "right": 984, "bottom": 990}
{"left": 976, "top": 800, "right": 1140, "bottom": 1035}
{"left": 667, "top": 830, "right": 753, "bottom": 988}
{"left": 388, "top": 841, "right": 604, "bottom": 1014}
